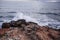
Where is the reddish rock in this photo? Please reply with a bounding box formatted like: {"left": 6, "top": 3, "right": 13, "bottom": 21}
{"left": 0, "top": 19, "right": 60, "bottom": 40}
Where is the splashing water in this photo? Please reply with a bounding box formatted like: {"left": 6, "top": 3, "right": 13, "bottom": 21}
{"left": 1, "top": 12, "right": 60, "bottom": 29}
{"left": 12, "top": 12, "right": 41, "bottom": 25}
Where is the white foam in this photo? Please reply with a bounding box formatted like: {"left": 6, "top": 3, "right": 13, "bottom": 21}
{"left": 1, "top": 12, "right": 60, "bottom": 29}
{"left": 12, "top": 12, "right": 41, "bottom": 25}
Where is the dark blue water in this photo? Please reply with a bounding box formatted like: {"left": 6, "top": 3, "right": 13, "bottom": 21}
{"left": 0, "top": 1, "right": 60, "bottom": 29}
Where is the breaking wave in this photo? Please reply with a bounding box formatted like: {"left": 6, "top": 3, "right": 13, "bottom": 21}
{"left": 12, "top": 12, "right": 41, "bottom": 25}
{"left": 0, "top": 12, "right": 60, "bottom": 29}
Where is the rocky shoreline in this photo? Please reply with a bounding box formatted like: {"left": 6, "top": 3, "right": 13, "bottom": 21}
{"left": 0, "top": 19, "right": 60, "bottom": 40}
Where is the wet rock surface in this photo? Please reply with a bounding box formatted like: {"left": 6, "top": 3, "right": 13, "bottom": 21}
{"left": 0, "top": 19, "right": 60, "bottom": 40}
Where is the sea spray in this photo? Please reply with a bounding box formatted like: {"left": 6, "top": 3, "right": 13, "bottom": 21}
{"left": 2, "top": 12, "right": 60, "bottom": 29}
{"left": 2, "top": 12, "right": 48, "bottom": 26}
{"left": 12, "top": 12, "right": 41, "bottom": 25}
{"left": 12, "top": 12, "right": 60, "bottom": 29}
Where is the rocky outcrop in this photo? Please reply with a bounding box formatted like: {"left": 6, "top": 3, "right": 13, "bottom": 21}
{"left": 0, "top": 19, "right": 60, "bottom": 40}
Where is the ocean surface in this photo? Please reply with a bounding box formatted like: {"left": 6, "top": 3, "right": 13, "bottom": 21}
{"left": 0, "top": 1, "right": 60, "bottom": 29}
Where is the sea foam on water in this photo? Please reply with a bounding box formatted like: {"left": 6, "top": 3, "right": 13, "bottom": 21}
{"left": 12, "top": 12, "right": 41, "bottom": 25}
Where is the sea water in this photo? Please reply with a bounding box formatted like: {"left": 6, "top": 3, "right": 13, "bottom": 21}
{"left": 0, "top": 1, "right": 60, "bottom": 29}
